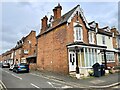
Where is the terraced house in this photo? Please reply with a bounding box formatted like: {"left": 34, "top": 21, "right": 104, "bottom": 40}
{"left": 36, "top": 4, "right": 120, "bottom": 76}
{"left": 1, "top": 50, "right": 13, "bottom": 64}
{"left": 1, "top": 30, "right": 37, "bottom": 67}
{"left": 13, "top": 30, "right": 37, "bottom": 64}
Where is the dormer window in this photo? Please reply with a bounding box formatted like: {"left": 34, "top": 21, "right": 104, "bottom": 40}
{"left": 89, "top": 32, "right": 94, "bottom": 44}
{"left": 74, "top": 24, "right": 83, "bottom": 42}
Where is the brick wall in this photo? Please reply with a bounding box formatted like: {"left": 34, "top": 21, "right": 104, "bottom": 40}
{"left": 37, "top": 24, "right": 69, "bottom": 74}
{"left": 37, "top": 11, "right": 90, "bottom": 74}
{"left": 14, "top": 48, "right": 22, "bottom": 63}
{"left": 22, "top": 31, "right": 36, "bottom": 60}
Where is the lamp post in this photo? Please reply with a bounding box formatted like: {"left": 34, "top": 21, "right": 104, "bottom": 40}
{"left": 75, "top": 46, "right": 80, "bottom": 78}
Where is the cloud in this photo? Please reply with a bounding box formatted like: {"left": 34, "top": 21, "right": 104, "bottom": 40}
{"left": 18, "top": 2, "right": 31, "bottom": 6}
{"left": 1, "top": 2, "right": 118, "bottom": 54}
{"left": 81, "top": 2, "right": 118, "bottom": 28}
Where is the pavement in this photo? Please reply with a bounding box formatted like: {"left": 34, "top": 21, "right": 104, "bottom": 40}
{"left": 30, "top": 69, "right": 120, "bottom": 89}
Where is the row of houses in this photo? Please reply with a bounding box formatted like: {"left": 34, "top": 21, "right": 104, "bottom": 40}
{"left": 1, "top": 31, "right": 37, "bottom": 67}
{"left": 1, "top": 4, "right": 120, "bottom": 77}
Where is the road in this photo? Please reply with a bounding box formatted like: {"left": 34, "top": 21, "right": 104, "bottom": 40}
{"left": 0, "top": 68, "right": 73, "bottom": 89}
{"left": 0, "top": 67, "right": 120, "bottom": 89}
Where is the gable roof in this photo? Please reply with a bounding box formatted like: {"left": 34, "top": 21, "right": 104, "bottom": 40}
{"left": 37, "top": 4, "right": 90, "bottom": 38}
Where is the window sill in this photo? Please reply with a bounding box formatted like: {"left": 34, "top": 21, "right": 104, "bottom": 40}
{"left": 102, "top": 61, "right": 115, "bottom": 63}
{"left": 89, "top": 42, "right": 95, "bottom": 44}
{"left": 74, "top": 40, "right": 83, "bottom": 42}
{"left": 79, "top": 67, "right": 92, "bottom": 69}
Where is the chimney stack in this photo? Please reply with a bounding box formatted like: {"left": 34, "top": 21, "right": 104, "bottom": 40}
{"left": 96, "top": 23, "right": 99, "bottom": 29}
{"left": 53, "top": 3, "right": 62, "bottom": 20}
{"left": 111, "top": 27, "right": 118, "bottom": 36}
{"left": 41, "top": 15, "right": 48, "bottom": 33}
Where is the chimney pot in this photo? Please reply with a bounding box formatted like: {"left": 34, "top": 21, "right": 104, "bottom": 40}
{"left": 41, "top": 16, "right": 48, "bottom": 33}
{"left": 53, "top": 3, "right": 62, "bottom": 20}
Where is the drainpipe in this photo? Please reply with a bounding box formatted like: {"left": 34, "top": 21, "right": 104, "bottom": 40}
{"left": 75, "top": 46, "right": 80, "bottom": 78}
{"left": 103, "top": 50, "right": 107, "bottom": 69}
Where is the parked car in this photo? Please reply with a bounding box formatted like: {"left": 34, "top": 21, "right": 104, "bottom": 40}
{"left": 13, "top": 63, "right": 29, "bottom": 73}
{"left": 2, "top": 63, "right": 10, "bottom": 68}
{"left": 9, "top": 64, "right": 15, "bottom": 71}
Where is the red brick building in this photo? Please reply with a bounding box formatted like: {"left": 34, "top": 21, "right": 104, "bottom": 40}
{"left": 37, "top": 4, "right": 119, "bottom": 76}
{"left": 37, "top": 4, "right": 104, "bottom": 75}
{"left": 13, "top": 30, "right": 36, "bottom": 64}
{"left": 1, "top": 49, "right": 13, "bottom": 64}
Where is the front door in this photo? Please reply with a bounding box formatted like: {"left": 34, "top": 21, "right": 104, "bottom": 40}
{"left": 69, "top": 52, "right": 76, "bottom": 72}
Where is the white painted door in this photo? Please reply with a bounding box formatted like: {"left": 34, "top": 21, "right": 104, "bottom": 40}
{"left": 69, "top": 52, "right": 76, "bottom": 72}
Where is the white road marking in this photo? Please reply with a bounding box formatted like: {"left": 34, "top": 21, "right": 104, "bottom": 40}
{"left": 50, "top": 82, "right": 62, "bottom": 86}
{"left": 30, "top": 73, "right": 83, "bottom": 88}
{"left": 30, "top": 73, "right": 39, "bottom": 77}
{"left": 47, "top": 81, "right": 72, "bottom": 88}
{"left": 0, "top": 80, "right": 7, "bottom": 89}
{"left": 47, "top": 81, "right": 55, "bottom": 88}
{"left": 4, "top": 70, "right": 10, "bottom": 74}
{"left": 2, "top": 69, "right": 22, "bottom": 80}
{"left": 62, "top": 85, "right": 73, "bottom": 88}
{"left": 30, "top": 83, "right": 40, "bottom": 88}
{"left": 11, "top": 74, "right": 22, "bottom": 80}
{"left": 30, "top": 73, "right": 50, "bottom": 79}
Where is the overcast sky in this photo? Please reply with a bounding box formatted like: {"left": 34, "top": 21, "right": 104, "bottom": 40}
{"left": 0, "top": 0, "right": 119, "bottom": 54}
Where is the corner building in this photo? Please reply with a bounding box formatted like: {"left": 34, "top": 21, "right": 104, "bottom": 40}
{"left": 37, "top": 4, "right": 119, "bottom": 76}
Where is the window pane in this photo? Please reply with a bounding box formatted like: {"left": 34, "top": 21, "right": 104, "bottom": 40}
{"left": 102, "top": 36, "right": 105, "bottom": 44}
{"left": 90, "top": 33, "right": 92, "bottom": 42}
{"left": 76, "top": 29, "right": 79, "bottom": 40}
{"left": 75, "top": 27, "right": 82, "bottom": 41}
{"left": 78, "top": 28, "right": 81, "bottom": 40}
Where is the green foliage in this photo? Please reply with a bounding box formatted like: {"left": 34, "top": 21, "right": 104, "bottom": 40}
{"left": 88, "top": 70, "right": 94, "bottom": 76}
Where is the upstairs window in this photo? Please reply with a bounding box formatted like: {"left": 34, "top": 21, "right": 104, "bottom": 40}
{"left": 102, "top": 35, "right": 105, "bottom": 45}
{"left": 74, "top": 24, "right": 83, "bottom": 41}
{"left": 24, "top": 50, "right": 29, "bottom": 54}
{"left": 89, "top": 32, "right": 94, "bottom": 44}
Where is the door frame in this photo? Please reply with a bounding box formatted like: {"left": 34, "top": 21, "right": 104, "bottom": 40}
{"left": 68, "top": 51, "right": 76, "bottom": 72}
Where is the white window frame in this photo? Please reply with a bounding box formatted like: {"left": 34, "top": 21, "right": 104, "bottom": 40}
{"left": 101, "top": 52, "right": 115, "bottom": 62}
{"left": 102, "top": 35, "right": 105, "bottom": 45}
{"left": 89, "top": 32, "right": 95, "bottom": 44}
{"left": 74, "top": 26, "right": 83, "bottom": 42}
{"left": 15, "top": 51, "right": 16, "bottom": 56}
{"left": 24, "top": 50, "right": 29, "bottom": 54}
